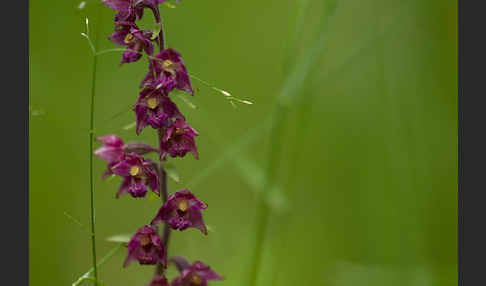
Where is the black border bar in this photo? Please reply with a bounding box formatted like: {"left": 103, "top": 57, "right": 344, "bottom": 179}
{"left": 0, "top": 0, "right": 29, "bottom": 284}
{"left": 459, "top": 1, "right": 486, "bottom": 285}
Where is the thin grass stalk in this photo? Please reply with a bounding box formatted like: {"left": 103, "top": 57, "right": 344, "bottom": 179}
{"left": 88, "top": 5, "right": 102, "bottom": 284}
{"left": 248, "top": 108, "right": 288, "bottom": 286}
{"left": 270, "top": 85, "right": 314, "bottom": 285}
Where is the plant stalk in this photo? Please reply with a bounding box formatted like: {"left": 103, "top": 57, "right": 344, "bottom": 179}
{"left": 88, "top": 6, "right": 102, "bottom": 285}
{"left": 151, "top": 6, "right": 165, "bottom": 52}
{"left": 154, "top": 6, "right": 170, "bottom": 277}
{"left": 248, "top": 107, "right": 287, "bottom": 286}
{"left": 155, "top": 161, "right": 170, "bottom": 275}
{"left": 248, "top": 5, "right": 335, "bottom": 285}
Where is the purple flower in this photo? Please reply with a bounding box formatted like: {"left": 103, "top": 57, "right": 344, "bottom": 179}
{"left": 111, "top": 152, "right": 160, "bottom": 198}
{"left": 124, "top": 224, "right": 167, "bottom": 267}
{"left": 94, "top": 135, "right": 125, "bottom": 163}
{"left": 152, "top": 189, "right": 208, "bottom": 234}
{"left": 94, "top": 136, "right": 159, "bottom": 197}
{"left": 103, "top": 0, "right": 140, "bottom": 22}
{"left": 94, "top": 134, "right": 159, "bottom": 162}
{"left": 171, "top": 258, "right": 222, "bottom": 286}
{"left": 110, "top": 21, "right": 154, "bottom": 64}
{"left": 148, "top": 275, "right": 170, "bottom": 286}
{"left": 160, "top": 119, "right": 199, "bottom": 160}
{"left": 102, "top": 0, "right": 167, "bottom": 22}
{"left": 134, "top": 87, "right": 184, "bottom": 134}
{"left": 102, "top": 0, "right": 133, "bottom": 11}
{"left": 140, "top": 48, "right": 194, "bottom": 95}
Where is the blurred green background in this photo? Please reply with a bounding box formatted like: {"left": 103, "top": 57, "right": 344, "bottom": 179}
{"left": 29, "top": 0, "right": 457, "bottom": 285}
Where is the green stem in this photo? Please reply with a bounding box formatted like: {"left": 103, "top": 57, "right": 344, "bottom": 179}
{"left": 248, "top": 107, "right": 288, "bottom": 286}
{"left": 153, "top": 5, "right": 171, "bottom": 277}
{"left": 89, "top": 6, "right": 102, "bottom": 285}
{"left": 155, "top": 153, "right": 170, "bottom": 276}
{"left": 248, "top": 4, "right": 335, "bottom": 285}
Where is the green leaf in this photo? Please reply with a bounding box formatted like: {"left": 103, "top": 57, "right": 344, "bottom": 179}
{"left": 162, "top": 162, "right": 180, "bottom": 183}
{"left": 122, "top": 121, "right": 136, "bottom": 130}
{"left": 206, "top": 224, "right": 215, "bottom": 233}
{"left": 151, "top": 23, "right": 162, "bottom": 40}
{"left": 78, "top": 277, "right": 106, "bottom": 286}
{"left": 105, "top": 234, "right": 131, "bottom": 243}
{"left": 148, "top": 191, "right": 160, "bottom": 202}
{"left": 105, "top": 174, "right": 116, "bottom": 182}
{"left": 176, "top": 94, "right": 197, "bottom": 109}
{"left": 163, "top": 2, "right": 177, "bottom": 8}
{"left": 72, "top": 244, "right": 124, "bottom": 286}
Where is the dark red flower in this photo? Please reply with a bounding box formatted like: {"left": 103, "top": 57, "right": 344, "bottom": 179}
{"left": 160, "top": 119, "right": 199, "bottom": 160}
{"left": 111, "top": 152, "right": 160, "bottom": 198}
{"left": 140, "top": 48, "right": 193, "bottom": 95}
{"left": 102, "top": 0, "right": 168, "bottom": 22}
{"left": 134, "top": 87, "right": 184, "bottom": 134}
{"left": 124, "top": 224, "right": 167, "bottom": 267}
{"left": 110, "top": 21, "right": 154, "bottom": 64}
{"left": 148, "top": 275, "right": 170, "bottom": 286}
{"left": 152, "top": 189, "right": 208, "bottom": 234}
{"left": 170, "top": 258, "right": 222, "bottom": 286}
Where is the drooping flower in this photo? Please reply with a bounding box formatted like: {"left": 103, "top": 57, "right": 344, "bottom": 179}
{"left": 111, "top": 152, "right": 160, "bottom": 198}
{"left": 94, "top": 135, "right": 126, "bottom": 181}
{"left": 171, "top": 258, "right": 222, "bottom": 286}
{"left": 95, "top": 135, "right": 159, "bottom": 161}
{"left": 160, "top": 119, "right": 199, "bottom": 160}
{"left": 140, "top": 48, "right": 194, "bottom": 95}
{"left": 94, "top": 135, "right": 159, "bottom": 181}
{"left": 124, "top": 224, "right": 167, "bottom": 267}
{"left": 148, "top": 275, "right": 170, "bottom": 286}
{"left": 103, "top": 0, "right": 140, "bottom": 22}
{"left": 134, "top": 87, "right": 184, "bottom": 134}
{"left": 109, "top": 21, "right": 154, "bottom": 64}
{"left": 102, "top": 0, "right": 168, "bottom": 22}
{"left": 152, "top": 189, "right": 207, "bottom": 234}
{"left": 102, "top": 0, "right": 133, "bottom": 11}
{"left": 94, "top": 135, "right": 125, "bottom": 163}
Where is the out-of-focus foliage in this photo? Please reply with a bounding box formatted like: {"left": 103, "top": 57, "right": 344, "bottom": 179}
{"left": 30, "top": 0, "right": 456, "bottom": 285}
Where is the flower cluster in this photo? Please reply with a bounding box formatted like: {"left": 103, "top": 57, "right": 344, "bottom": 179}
{"left": 95, "top": 135, "right": 160, "bottom": 198}
{"left": 95, "top": 1, "right": 222, "bottom": 285}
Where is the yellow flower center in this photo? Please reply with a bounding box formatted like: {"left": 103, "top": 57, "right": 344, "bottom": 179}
{"left": 130, "top": 165, "right": 140, "bottom": 176}
{"left": 190, "top": 275, "right": 201, "bottom": 285}
{"left": 162, "top": 60, "right": 173, "bottom": 69}
{"left": 124, "top": 33, "right": 134, "bottom": 44}
{"left": 147, "top": 97, "right": 158, "bottom": 109}
{"left": 140, "top": 235, "right": 150, "bottom": 246}
{"left": 162, "top": 60, "right": 177, "bottom": 77}
{"left": 178, "top": 200, "right": 189, "bottom": 212}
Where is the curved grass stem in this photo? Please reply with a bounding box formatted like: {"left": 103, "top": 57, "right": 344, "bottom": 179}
{"left": 247, "top": 107, "right": 287, "bottom": 286}
{"left": 86, "top": 6, "right": 102, "bottom": 284}
{"left": 248, "top": 3, "right": 336, "bottom": 285}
